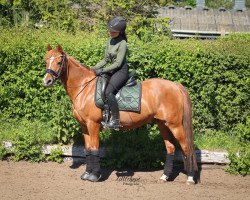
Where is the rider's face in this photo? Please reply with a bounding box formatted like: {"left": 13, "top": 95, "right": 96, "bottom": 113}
{"left": 109, "top": 31, "right": 119, "bottom": 38}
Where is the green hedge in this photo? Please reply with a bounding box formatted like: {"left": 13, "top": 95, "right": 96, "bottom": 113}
{"left": 128, "top": 35, "right": 250, "bottom": 132}
{"left": 0, "top": 28, "right": 106, "bottom": 143}
{"left": 0, "top": 28, "right": 249, "bottom": 173}
{"left": 0, "top": 28, "right": 249, "bottom": 143}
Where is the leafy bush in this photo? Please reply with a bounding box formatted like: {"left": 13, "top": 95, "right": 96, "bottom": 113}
{"left": 206, "top": 0, "right": 234, "bottom": 9}
{"left": 128, "top": 16, "right": 171, "bottom": 41}
{"left": 0, "top": 119, "right": 56, "bottom": 161}
{"left": 227, "top": 149, "right": 250, "bottom": 176}
{"left": 0, "top": 144, "right": 8, "bottom": 160}
{"left": 226, "top": 118, "right": 250, "bottom": 175}
{"left": 12, "top": 133, "right": 45, "bottom": 162}
{"left": 46, "top": 147, "right": 64, "bottom": 163}
{"left": 0, "top": 0, "right": 159, "bottom": 31}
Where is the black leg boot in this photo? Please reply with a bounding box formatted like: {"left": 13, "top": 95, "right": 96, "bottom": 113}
{"left": 80, "top": 149, "right": 92, "bottom": 180}
{"left": 160, "top": 154, "right": 174, "bottom": 181}
{"left": 87, "top": 150, "right": 102, "bottom": 182}
{"left": 105, "top": 93, "right": 121, "bottom": 131}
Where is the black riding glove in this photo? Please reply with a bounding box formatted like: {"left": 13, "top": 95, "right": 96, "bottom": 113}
{"left": 94, "top": 68, "right": 103, "bottom": 76}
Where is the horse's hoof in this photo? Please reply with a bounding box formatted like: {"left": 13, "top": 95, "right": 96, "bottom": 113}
{"left": 80, "top": 172, "right": 91, "bottom": 181}
{"left": 160, "top": 174, "right": 169, "bottom": 182}
{"left": 186, "top": 176, "right": 195, "bottom": 185}
{"left": 87, "top": 173, "right": 102, "bottom": 182}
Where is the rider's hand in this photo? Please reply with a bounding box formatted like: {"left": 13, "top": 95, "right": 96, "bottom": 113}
{"left": 94, "top": 68, "right": 103, "bottom": 76}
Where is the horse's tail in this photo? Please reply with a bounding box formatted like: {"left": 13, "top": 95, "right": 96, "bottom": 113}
{"left": 178, "top": 84, "right": 198, "bottom": 174}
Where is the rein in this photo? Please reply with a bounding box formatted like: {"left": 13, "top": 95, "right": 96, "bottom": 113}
{"left": 73, "top": 76, "right": 97, "bottom": 100}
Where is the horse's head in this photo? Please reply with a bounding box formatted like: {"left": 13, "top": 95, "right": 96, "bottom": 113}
{"left": 43, "top": 44, "right": 67, "bottom": 87}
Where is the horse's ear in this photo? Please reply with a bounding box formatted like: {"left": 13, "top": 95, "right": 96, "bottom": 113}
{"left": 47, "top": 44, "right": 52, "bottom": 51}
{"left": 57, "top": 44, "right": 64, "bottom": 54}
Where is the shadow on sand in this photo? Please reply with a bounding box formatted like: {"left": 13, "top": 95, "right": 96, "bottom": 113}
{"left": 67, "top": 142, "right": 202, "bottom": 183}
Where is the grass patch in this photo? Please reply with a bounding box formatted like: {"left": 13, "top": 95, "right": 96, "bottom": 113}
{"left": 0, "top": 118, "right": 57, "bottom": 161}
{"left": 0, "top": 118, "right": 58, "bottom": 161}
{"left": 194, "top": 130, "right": 237, "bottom": 151}
{"left": 0, "top": 118, "right": 57, "bottom": 145}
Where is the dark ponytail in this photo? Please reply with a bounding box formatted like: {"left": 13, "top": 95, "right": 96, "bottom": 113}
{"left": 120, "top": 31, "right": 127, "bottom": 42}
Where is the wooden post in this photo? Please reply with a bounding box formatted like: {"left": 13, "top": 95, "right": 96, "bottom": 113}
{"left": 234, "top": 0, "right": 247, "bottom": 11}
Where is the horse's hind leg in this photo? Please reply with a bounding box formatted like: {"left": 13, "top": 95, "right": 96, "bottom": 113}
{"left": 168, "top": 125, "right": 196, "bottom": 184}
{"left": 157, "top": 121, "right": 176, "bottom": 181}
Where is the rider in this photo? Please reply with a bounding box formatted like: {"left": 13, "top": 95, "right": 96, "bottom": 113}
{"left": 93, "top": 16, "right": 129, "bottom": 130}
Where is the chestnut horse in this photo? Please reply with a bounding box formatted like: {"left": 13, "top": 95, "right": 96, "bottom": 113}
{"left": 43, "top": 45, "right": 198, "bottom": 184}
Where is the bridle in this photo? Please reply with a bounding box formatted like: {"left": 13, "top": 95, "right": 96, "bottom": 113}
{"left": 45, "top": 53, "right": 97, "bottom": 99}
{"left": 45, "top": 54, "right": 67, "bottom": 81}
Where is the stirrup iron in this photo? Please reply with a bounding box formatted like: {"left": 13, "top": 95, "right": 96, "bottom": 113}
{"left": 104, "top": 119, "right": 121, "bottom": 131}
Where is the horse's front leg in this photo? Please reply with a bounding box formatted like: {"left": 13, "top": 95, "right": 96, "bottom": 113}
{"left": 80, "top": 121, "right": 102, "bottom": 182}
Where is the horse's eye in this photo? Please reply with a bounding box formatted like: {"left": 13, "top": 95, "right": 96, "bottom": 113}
{"left": 57, "top": 62, "right": 62, "bottom": 66}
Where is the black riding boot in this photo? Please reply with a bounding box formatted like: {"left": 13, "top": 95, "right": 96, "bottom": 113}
{"left": 105, "top": 93, "right": 121, "bottom": 130}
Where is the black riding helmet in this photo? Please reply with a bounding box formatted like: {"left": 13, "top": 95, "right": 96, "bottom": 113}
{"left": 107, "top": 16, "right": 126, "bottom": 33}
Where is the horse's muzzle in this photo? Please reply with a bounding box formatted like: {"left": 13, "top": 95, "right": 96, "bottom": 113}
{"left": 43, "top": 76, "right": 54, "bottom": 87}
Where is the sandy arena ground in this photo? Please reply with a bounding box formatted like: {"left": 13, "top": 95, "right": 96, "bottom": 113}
{"left": 0, "top": 160, "right": 249, "bottom": 200}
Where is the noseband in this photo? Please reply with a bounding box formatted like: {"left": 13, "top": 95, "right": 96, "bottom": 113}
{"left": 46, "top": 54, "right": 67, "bottom": 81}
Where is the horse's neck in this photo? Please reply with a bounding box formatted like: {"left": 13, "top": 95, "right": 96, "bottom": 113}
{"left": 61, "top": 56, "right": 95, "bottom": 100}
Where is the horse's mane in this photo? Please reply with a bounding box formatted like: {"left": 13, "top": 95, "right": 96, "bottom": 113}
{"left": 67, "top": 54, "right": 91, "bottom": 71}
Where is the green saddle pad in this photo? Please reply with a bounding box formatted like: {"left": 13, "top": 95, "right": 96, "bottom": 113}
{"left": 94, "top": 77, "right": 142, "bottom": 112}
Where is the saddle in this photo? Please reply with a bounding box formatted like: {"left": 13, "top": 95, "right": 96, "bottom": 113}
{"left": 94, "top": 73, "right": 142, "bottom": 112}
